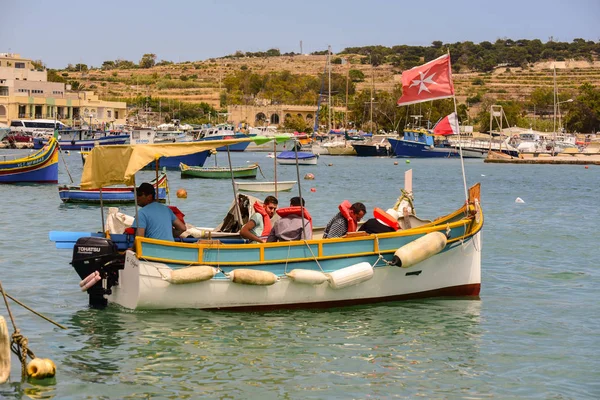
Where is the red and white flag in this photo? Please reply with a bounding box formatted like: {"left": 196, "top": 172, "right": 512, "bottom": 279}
{"left": 433, "top": 112, "right": 459, "bottom": 135}
{"left": 397, "top": 54, "right": 454, "bottom": 106}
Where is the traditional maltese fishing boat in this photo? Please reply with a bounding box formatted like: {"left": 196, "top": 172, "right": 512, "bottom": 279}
{"left": 50, "top": 137, "right": 483, "bottom": 311}
{"left": 0, "top": 136, "right": 59, "bottom": 183}
{"left": 58, "top": 171, "right": 168, "bottom": 204}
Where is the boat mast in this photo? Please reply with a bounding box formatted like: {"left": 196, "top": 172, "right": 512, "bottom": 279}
{"left": 328, "top": 45, "right": 332, "bottom": 133}
{"left": 370, "top": 57, "right": 374, "bottom": 134}
{"left": 552, "top": 63, "right": 557, "bottom": 143}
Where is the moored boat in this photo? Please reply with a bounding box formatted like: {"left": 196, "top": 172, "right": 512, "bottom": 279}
{"left": 276, "top": 151, "right": 318, "bottom": 165}
{"left": 195, "top": 124, "right": 254, "bottom": 152}
{"left": 58, "top": 172, "right": 168, "bottom": 204}
{"left": 234, "top": 180, "right": 297, "bottom": 193}
{"left": 180, "top": 162, "right": 259, "bottom": 179}
{"left": 0, "top": 136, "right": 59, "bottom": 183}
{"left": 33, "top": 129, "right": 130, "bottom": 150}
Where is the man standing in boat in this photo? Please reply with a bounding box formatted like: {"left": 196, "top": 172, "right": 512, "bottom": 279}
{"left": 240, "top": 195, "right": 279, "bottom": 243}
{"left": 323, "top": 201, "right": 367, "bottom": 238}
{"left": 267, "top": 197, "right": 312, "bottom": 242}
{"left": 134, "top": 182, "right": 187, "bottom": 241}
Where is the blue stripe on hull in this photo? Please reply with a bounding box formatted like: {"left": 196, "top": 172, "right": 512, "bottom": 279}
{"left": 146, "top": 150, "right": 210, "bottom": 170}
{"left": 0, "top": 162, "right": 58, "bottom": 183}
{"left": 59, "top": 187, "right": 167, "bottom": 203}
{"left": 216, "top": 141, "right": 250, "bottom": 152}
{"left": 388, "top": 138, "right": 459, "bottom": 158}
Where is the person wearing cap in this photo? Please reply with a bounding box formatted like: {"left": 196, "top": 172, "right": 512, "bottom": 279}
{"left": 358, "top": 208, "right": 401, "bottom": 234}
{"left": 133, "top": 182, "right": 187, "bottom": 241}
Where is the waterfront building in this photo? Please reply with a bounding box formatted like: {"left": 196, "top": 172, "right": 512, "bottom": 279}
{"left": 0, "top": 53, "right": 127, "bottom": 128}
{"left": 227, "top": 104, "right": 346, "bottom": 130}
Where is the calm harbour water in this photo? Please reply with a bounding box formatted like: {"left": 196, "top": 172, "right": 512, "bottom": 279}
{"left": 0, "top": 149, "right": 598, "bottom": 399}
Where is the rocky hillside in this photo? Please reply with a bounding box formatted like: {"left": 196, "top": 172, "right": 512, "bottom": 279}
{"left": 63, "top": 56, "right": 600, "bottom": 114}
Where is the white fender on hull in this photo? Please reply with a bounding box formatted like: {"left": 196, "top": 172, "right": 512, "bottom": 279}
{"left": 285, "top": 269, "right": 329, "bottom": 285}
{"left": 392, "top": 231, "right": 447, "bottom": 268}
{"left": 326, "top": 262, "right": 374, "bottom": 289}
{"left": 228, "top": 269, "right": 278, "bottom": 285}
{"left": 166, "top": 266, "right": 218, "bottom": 284}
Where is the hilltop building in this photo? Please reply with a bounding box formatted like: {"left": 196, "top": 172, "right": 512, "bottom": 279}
{"left": 0, "top": 53, "right": 127, "bottom": 127}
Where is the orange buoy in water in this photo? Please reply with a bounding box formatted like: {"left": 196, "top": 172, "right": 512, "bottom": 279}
{"left": 310, "top": 188, "right": 316, "bottom": 192}
{"left": 304, "top": 173, "right": 315, "bottom": 180}
{"left": 394, "top": 161, "right": 398, "bottom": 165}
{"left": 176, "top": 189, "right": 188, "bottom": 198}
{"left": 585, "top": 166, "right": 589, "bottom": 169}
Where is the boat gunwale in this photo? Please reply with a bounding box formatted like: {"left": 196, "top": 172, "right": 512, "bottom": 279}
{"left": 133, "top": 201, "right": 482, "bottom": 266}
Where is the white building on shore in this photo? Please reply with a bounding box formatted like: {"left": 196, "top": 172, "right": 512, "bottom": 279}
{"left": 0, "top": 53, "right": 127, "bottom": 128}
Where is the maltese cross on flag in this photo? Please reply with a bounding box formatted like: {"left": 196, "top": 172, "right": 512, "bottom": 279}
{"left": 397, "top": 54, "right": 455, "bottom": 106}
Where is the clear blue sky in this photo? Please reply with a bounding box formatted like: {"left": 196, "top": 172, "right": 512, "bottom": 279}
{"left": 2, "top": 0, "right": 598, "bottom": 69}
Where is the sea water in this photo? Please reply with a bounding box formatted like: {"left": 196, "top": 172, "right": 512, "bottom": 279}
{"left": 0, "top": 149, "right": 598, "bottom": 399}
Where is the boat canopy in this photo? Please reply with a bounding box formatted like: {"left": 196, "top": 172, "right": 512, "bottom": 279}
{"left": 80, "top": 136, "right": 290, "bottom": 189}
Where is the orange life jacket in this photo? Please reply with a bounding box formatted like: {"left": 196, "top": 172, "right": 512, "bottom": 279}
{"left": 276, "top": 206, "right": 313, "bottom": 228}
{"left": 373, "top": 207, "right": 399, "bottom": 230}
{"left": 339, "top": 200, "right": 357, "bottom": 233}
{"left": 253, "top": 202, "right": 272, "bottom": 236}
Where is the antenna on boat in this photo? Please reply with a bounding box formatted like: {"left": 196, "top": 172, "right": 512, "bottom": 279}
{"left": 226, "top": 145, "right": 244, "bottom": 229}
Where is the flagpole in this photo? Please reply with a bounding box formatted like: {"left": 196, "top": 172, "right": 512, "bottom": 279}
{"left": 447, "top": 50, "right": 469, "bottom": 204}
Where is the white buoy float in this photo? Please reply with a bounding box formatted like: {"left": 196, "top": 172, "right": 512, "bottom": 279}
{"left": 515, "top": 197, "right": 525, "bottom": 204}
{"left": 391, "top": 232, "right": 447, "bottom": 268}
{"left": 327, "top": 262, "right": 374, "bottom": 289}
{"left": 165, "top": 266, "right": 218, "bottom": 284}
{"left": 286, "top": 269, "right": 329, "bottom": 285}
{"left": 228, "top": 269, "right": 278, "bottom": 285}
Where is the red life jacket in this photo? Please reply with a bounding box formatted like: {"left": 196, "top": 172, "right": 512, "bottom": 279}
{"left": 168, "top": 206, "right": 186, "bottom": 225}
{"left": 253, "top": 202, "right": 272, "bottom": 236}
{"left": 276, "top": 206, "right": 313, "bottom": 228}
{"left": 373, "top": 207, "right": 399, "bottom": 230}
{"left": 339, "top": 200, "right": 357, "bottom": 233}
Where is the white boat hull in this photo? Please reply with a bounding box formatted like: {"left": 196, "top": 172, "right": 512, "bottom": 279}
{"left": 234, "top": 180, "right": 297, "bottom": 192}
{"left": 108, "top": 233, "right": 481, "bottom": 310}
{"left": 276, "top": 156, "right": 318, "bottom": 165}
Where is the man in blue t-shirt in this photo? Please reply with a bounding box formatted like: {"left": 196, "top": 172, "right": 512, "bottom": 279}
{"left": 134, "top": 182, "right": 186, "bottom": 241}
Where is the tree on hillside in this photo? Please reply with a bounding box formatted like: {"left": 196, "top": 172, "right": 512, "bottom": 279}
{"left": 564, "top": 83, "right": 600, "bottom": 133}
{"left": 102, "top": 61, "right": 116, "bottom": 70}
{"left": 139, "top": 54, "right": 157, "bottom": 69}
{"left": 348, "top": 69, "right": 365, "bottom": 82}
{"left": 115, "top": 59, "right": 136, "bottom": 69}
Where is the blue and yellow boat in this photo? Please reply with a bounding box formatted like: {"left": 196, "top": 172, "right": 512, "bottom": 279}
{"left": 0, "top": 136, "right": 59, "bottom": 183}
{"left": 50, "top": 137, "right": 483, "bottom": 311}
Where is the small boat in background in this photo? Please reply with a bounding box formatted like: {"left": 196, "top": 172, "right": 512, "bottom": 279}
{"left": 276, "top": 151, "right": 318, "bottom": 165}
{"left": 234, "top": 180, "right": 296, "bottom": 192}
{"left": 195, "top": 124, "right": 254, "bottom": 152}
{"left": 180, "top": 162, "right": 259, "bottom": 179}
{"left": 0, "top": 136, "right": 59, "bottom": 183}
{"left": 58, "top": 172, "right": 168, "bottom": 204}
{"left": 33, "top": 129, "right": 130, "bottom": 150}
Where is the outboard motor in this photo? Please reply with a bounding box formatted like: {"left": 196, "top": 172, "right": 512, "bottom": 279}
{"left": 71, "top": 237, "right": 125, "bottom": 309}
